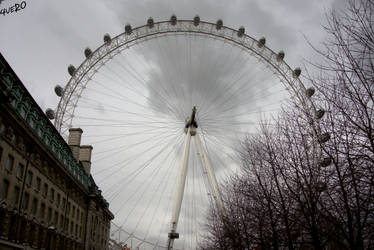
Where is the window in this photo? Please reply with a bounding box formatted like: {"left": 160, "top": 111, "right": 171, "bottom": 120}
{"left": 26, "top": 171, "right": 33, "bottom": 186}
{"left": 47, "top": 207, "right": 52, "bottom": 222}
{"left": 0, "top": 124, "right": 4, "bottom": 134}
{"left": 31, "top": 198, "right": 38, "bottom": 215}
{"left": 72, "top": 206, "right": 75, "bottom": 219}
{"left": 0, "top": 179, "right": 9, "bottom": 200}
{"left": 34, "top": 177, "right": 41, "bottom": 191}
{"left": 13, "top": 186, "right": 20, "bottom": 206}
{"left": 5, "top": 155, "right": 14, "bottom": 172}
{"left": 42, "top": 183, "right": 48, "bottom": 197}
{"left": 16, "top": 163, "right": 24, "bottom": 179}
{"left": 70, "top": 221, "right": 73, "bottom": 234}
{"left": 40, "top": 203, "right": 45, "bottom": 219}
{"left": 65, "top": 219, "right": 69, "bottom": 230}
{"left": 67, "top": 202, "right": 71, "bottom": 215}
{"left": 62, "top": 198, "right": 66, "bottom": 211}
{"left": 56, "top": 193, "right": 61, "bottom": 207}
{"left": 22, "top": 192, "right": 30, "bottom": 210}
{"left": 75, "top": 224, "right": 78, "bottom": 236}
{"left": 0, "top": 147, "right": 3, "bottom": 162}
{"left": 50, "top": 188, "right": 55, "bottom": 202}
{"left": 60, "top": 215, "right": 64, "bottom": 228}
{"left": 54, "top": 211, "right": 58, "bottom": 225}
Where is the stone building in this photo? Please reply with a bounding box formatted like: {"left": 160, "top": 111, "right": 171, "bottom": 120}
{"left": 0, "top": 53, "right": 114, "bottom": 249}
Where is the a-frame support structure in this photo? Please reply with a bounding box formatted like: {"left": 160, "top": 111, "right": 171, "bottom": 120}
{"left": 167, "top": 107, "right": 223, "bottom": 250}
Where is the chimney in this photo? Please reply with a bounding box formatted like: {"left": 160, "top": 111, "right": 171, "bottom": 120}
{"left": 68, "top": 128, "right": 83, "bottom": 162}
{"left": 79, "top": 145, "right": 93, "bottom": 175}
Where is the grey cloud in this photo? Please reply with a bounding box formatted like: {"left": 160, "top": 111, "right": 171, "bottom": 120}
{"left": 0, "top": 0, "right": 343, "bottom": 248}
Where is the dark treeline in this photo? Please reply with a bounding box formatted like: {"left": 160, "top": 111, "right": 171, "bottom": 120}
{"left": 199, "top": 0, "right": 374, "bottom": 249}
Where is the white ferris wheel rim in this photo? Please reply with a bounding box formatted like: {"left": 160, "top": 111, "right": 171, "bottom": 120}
{"left": 53, "top": 17, "right": 321, "bottom": 250}
{"left": 54, "top": 18, "right": 316, "bottom": 133}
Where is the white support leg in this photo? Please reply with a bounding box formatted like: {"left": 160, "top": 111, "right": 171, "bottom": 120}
{"left": 167, "top": 127, "right": 192, "bottom": 250}
{"left": 194, "top": 132, "right": 223, "bottom": 210}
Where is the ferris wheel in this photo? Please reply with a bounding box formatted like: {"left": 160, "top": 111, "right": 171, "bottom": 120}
{"left": 51, "top": 15, "right": 321, "bottom": 250}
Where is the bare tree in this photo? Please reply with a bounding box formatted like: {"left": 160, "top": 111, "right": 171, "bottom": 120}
{"left": 200, "top": 1, "right": 374, "bottom": 249}
{"left": 309, "top": 0, "right": 374, "bottom": 249}
{"left": 200, "top": 106, "right": 330, "bottom": 250}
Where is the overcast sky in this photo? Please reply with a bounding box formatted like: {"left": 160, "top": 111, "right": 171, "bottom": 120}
{"left": 0, "top": 0, "right": 346, "bottom": 248}
{"left": 1, "top": 0, "right": 344, "bottom": 111}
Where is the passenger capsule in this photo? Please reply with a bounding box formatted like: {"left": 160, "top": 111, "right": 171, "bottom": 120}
{"left": 293, "top": 67, "right": 301, "bottom": 77}
{"left": 258, "top": 37, "right": 266, "bottom": 47}
{"left": 237, "top": 26, "right": 245, "bottom": 37}
{"left": 193, "top": 15, "right": 200, "bottom": 26}
{"left": 68, "top": 65, "right": 76, "bottom": 76}
{"left": 45, "top": 108, "right": 55, "bottom": 120}
{"left": 319, "top": 132, "right": 331, "bottom": 143}
{"left": 216, "top": 19, "right": 223, "bottom": 30}
{"left": 103, "top": 33, "right": 111, "bottom": 44}
{"left": 317, "top": 181, "right": 327, "bottom": 192}
{"left": 315, "top": 109, "right": 325, "bottom": 119}
{"left": 277, "top": 51, "right": 285, "bottom": 61}
{"left": 84, "top": 47, "right": 92, "bottom": 58}
{"left": 147, "top": 17, "right": 154, "bottom": 28}
{"left": 125, "top": 24, "right": 132, "bottom": 34}
{"left": 54, "top": 85, "right": 64, "bottom": 97}
{"left": 170, "top": 15, "right": 177, "bottom": 25}
{"left": 169, "top": 232, "right": 179, "bottom": 239}
{"left": 306, "top": 87, "right": 315, "bottom": 98}
{"left": 320, "top": 157, "right": 332, "bottom": 167}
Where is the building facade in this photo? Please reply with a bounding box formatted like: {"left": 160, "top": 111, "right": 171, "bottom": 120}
{"left": 0, "top": 53, "right": 113, "bottom": 250}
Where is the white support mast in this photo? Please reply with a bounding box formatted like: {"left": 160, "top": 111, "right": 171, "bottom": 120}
{"left": 194, "top": 133, "right": 223, "bottom": 209}
{"left": 167, "top": 107, "right": 223, "bottom": 250}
